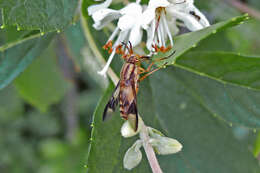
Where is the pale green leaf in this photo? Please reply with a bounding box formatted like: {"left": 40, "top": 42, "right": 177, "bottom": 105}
{"left": 175, "top": 51, "right": 260, "bottom": 90}
{"left": 155, "top": 15, "right": 249, "bottom": 66}
{"left": 0, "top": 0, "right": 78, "bottom": 32}
{"left": 14, "top": 43, "right": 70, "bottom": 111}
{"left": 0, "top": 33, "right": 54, "bottom": 90}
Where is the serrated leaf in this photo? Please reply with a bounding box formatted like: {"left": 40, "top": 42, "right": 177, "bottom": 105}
{"left": 14, "top": 43, "right": 70, "bottom": 112}
{"left": 0, "top": 33, "right": 54, "bottom": 90}
{"left": 176, "top": 51, "right": 260, "bottom": 90}
{"left": 154, "top": 15, "right": 249, "bottom": 65}
{"left": 0, "top": 0, "right": 78, "bottom": 32}
{"left": 86, "top": 68, "right": 260, "bottom": 173}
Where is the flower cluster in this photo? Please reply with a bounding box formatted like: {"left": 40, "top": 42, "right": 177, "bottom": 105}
{"left": 88, "top": 0, "right": 210, "bottom": 76}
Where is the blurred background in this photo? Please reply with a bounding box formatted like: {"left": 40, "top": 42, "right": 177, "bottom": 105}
{"left": 0, "top": 0, "right": 260, "bottom": 172}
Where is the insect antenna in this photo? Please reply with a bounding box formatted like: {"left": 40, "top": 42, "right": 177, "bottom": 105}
{"left": 164, "top": 50, "right": 176, "bottom": 59}
{"left": 121, "top": 41, "right": 134, "bottom": 55}
{"left": 128, "top": 41, "right": 133, "bottom": 54}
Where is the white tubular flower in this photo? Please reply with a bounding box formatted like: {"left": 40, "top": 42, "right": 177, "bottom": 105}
{"left": 88, "top": 0, "right": 113, "bottom": 16}
{"left": 88, "top": 2, "right": 143, "bottom": 76}
{"left": 167, "top": 0, "right": 210, "bottom": 31}
{"left": 142, "top": 0, "right": 210, "bottom": 51}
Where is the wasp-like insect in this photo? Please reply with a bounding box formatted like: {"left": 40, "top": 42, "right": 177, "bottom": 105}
{"left": 103, "top": 42, "right": 174, "bottom": 131}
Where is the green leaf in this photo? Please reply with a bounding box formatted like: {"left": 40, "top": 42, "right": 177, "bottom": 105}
{"left": 86, "top": 68, "right": 260, "bottom": 173}
{"left": 175, "top": 51, "right": 260, "bottom": 90}
{"left": 0, "top": 32, "right": 42, "bottom": 52}
{"left": 155, "top": 15, "right": 249, "bottom": 65}
{"left": 0, "top": 26, "right": 33, "bottom": 47}
{"left": 14, "top": 43, "right": 70, "bottom": 111}
{"left": 162, "top": 65, "right": 260, "bottom": 129}
{"left": 0, "top": 0, "right": 78, "bottom": 32}
{"left": 145, "top": 68, "right": 260, "bottom": 172}
{"left": 86, "top": 83, "right": 124, "bottom": 173}
{"left": 0, "top": 33, "right": 54, "bottom": 90}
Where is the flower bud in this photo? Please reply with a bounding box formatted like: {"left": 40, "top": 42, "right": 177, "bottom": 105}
{"left": 148, "top": 127, "right": 182, "bottom": 155}
{"left": 149, "top": 136, "right": 182, "bottom": 155}
{"left": 148, "top": 127, "right": 165, "bottom": 137}
{"left": 121, "top": 116, "right": 144, "bottom": 138}
{"left": 123, "top": 140, "right": 143, "bottom": 170}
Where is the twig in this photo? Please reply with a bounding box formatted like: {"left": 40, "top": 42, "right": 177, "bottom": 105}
{"left": 223, "top": 0, "right": 260, "bottom": 20}
{"left": 80, "top": 12, "right": 163, "bottom": 173}
{"left": 140, "top": 126, "right": 163, "bottom": 173}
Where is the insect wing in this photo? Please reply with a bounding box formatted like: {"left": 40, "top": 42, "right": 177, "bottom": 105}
{"left": 127, "top": 100, "right": 138, "bottom": 131}
{"left": 125, "top": 79, "right": 139, "bottom": 131}
{"left": 103, "top": 82, "right": 120, "bottom": 121}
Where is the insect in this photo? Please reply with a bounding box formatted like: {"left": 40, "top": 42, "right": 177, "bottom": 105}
{"left": 103, "top": 42, "right": 175, "bottom": 131}
{"left": 189, "top": 11, "right": 201, "bottom": 21}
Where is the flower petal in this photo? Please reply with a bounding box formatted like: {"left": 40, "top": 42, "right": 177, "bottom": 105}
{"left": 88, "top": 0, "right": 113, "bottom": 15}
{"left": 113, "top": 30, "right": 129, "bottom": 47}
{"left": 168, "top": 2, "right": 210, "bottom": 30}
{"left": 168, "top": 9, "right": 204, "bottom": 31}
{"left": 187, "top": 5, "right": 210, "bottom": 27}
{"left": 120, "top": 3, "right": 142, "bottom": 15}
{"left": 129, "top": 25, "right": 143, "bottom": 47}
{"left": 141, "top": 8, "right": 156, "bottom": 29}
{"left": 168, "top": 0, "right": 191, "bottom": 4}
{"left": 118, "top": 14, "right": 135, "bottom": 31}
{"left": 145, "top": 19, "right": 156, "bottom": 50}
{"left": 167, "top": 17, "right": 179, "bottom": 35}
{"left": 118, "top": 3, "right": 143, "bottom": 31}
{"left": 148, "top": 0, "right": 170, "bottom": 9}
{"left": 92, "top": 8, "right": 121, "bottom": 30}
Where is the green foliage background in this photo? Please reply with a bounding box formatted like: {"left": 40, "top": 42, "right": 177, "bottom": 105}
{"left": 0, "top": 0, "right": 260, "bottom": 172}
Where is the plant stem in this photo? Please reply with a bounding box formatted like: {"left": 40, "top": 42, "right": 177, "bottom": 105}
{"left": 140, "top": 125, "right": 163, "bottom": 173}
{"left": 223, "top": 0, "right": 260, "bottom": 20}
{"left": 80, "top": 12, "right": 163, "bottom": 173}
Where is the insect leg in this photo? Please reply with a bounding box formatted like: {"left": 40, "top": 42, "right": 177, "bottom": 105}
{"left": 138, "top": 66, "right": 164, "bottom": 82}
{"left": 138, "top": 67, "right": 147, "bottom": 74}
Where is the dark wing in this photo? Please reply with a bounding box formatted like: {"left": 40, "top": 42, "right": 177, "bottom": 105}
{"left": 103, "top": 81, "right": 120, "bottom": 121}
{"left": 127, "top": 101, "right": 138, "bottom": 131}
{"left": 126, "top": 80, "right": 138, "bottom": 131}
